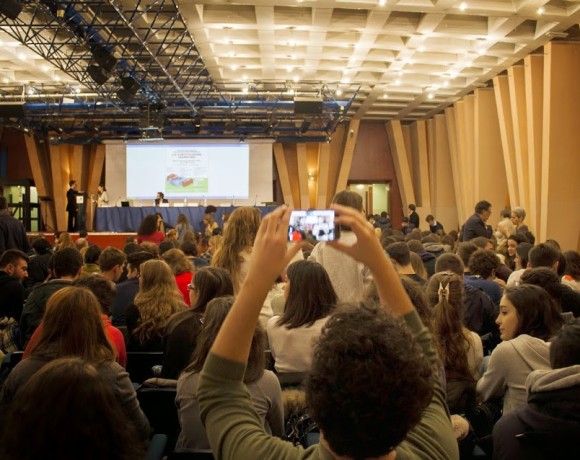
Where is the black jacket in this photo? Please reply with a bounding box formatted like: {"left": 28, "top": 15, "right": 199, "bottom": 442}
{"left": 463, "top": 283, "right": 500, "bottom": 354}
{"left": 0, "top": 272, "right": 25, "bottom": 320}
{"left": 461, "top": 213, "right": 492, "bottom": 241}
{"left": 111, "top": 278, "right": 140, "bottom": 327}
{"left": 66, "top": 187, "right": 78, "bottom": 212}
{"left": 0, "top": 211, "right": 31, "bottom": 254}
{"left": 19, "top": 279, "right": 74, "bottom": 347}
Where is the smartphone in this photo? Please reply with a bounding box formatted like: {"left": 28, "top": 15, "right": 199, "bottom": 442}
{"left": 288, "top": 209, "right": 340, "bottom": 242}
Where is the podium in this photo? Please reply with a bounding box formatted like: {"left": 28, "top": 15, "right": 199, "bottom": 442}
{"left": 76, "top": 191, "right": 88, "bottom": 231}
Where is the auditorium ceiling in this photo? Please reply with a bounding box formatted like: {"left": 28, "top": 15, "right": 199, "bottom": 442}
{"left": 0, "top": 0, "right": 579, "bottom": 142}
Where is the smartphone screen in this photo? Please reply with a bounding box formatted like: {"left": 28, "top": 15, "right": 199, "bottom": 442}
{"left": 288, "top": 209, "right": 339, "bottom": 242}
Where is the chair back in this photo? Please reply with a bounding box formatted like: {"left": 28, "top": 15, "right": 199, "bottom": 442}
{"left": 126, "top": 351, "right": 164, "bottom": 383}
{"left": 137, "top": 386, "right": 180, "bottom": 454}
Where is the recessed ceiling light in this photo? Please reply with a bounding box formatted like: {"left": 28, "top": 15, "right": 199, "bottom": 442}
{"left": 398, "top": 70, "right": 404, "bottom": 76}
{"left": 2, "top": 78, "right": 9, "bottom": 83}
{"left": 418, "top": 45, "right": 425, "bottom": 52}
{"left": 459, "top": 2, "right": 468, "bottom": 11}
{"left": 378, "top": 0, "right": 386, "bottom": 6}
{"left": 18, "top": 53, "right": 26, "bottom": 60}
{"left": 293, "top": 76, "right": 300, "bottom": 83}
{"left": 231, "top": 65, "right": 238, "bottom": 70}
{"left": 395, "top": 79, "right": 401, "bottom": 85}
{"left": 55, "top": 75, "right": 61, "bottom": 81}
{"left": 537, "top": 7, "right": 545, "bottom": 15}
{"left": 382, "top": 93, "right": 388, "bottom": 99}
{"left": 427, "top": 93, "right": 435, "bottom": 100}
{"left": 336, "top": 89, "right": 343, "bottom": 96}
{"left": 287, "top": 66, "right": 294, "bottom": 72}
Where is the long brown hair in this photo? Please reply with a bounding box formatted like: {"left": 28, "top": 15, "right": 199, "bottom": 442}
{"left": 426, "top": 272, "right": 473, "bottom": 380}
{"left": 191, "top": 266, "right": 234, "bottom": 313}
{"left": 185, "top": 296, "right": 265, "bottom": 383}
{"left": 0, "top": 357, "right": 145, "bottom": 460}
{"left": 29, "top": 287, "right": 115, "bottom": 363}
{"left": 278, "top": 260, "right": 336, "bottom": 329}
{"left": 212, "top": 206, "right": 261, "bottom": 290}
{"left": 161, "top": 248, "right": 194, "bottom": 275}
{"left": 133, "top": 260, "right": 187, "bottom": 343}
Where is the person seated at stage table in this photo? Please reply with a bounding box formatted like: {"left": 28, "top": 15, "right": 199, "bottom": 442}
{"left": 154, "top": 191, "right": 168, "bottom": 206}
{"left": 136, "top": 214, "right": 165, "bottom": 245}
{"left": 125, "top": 259, "right": 187, "bottom": 351}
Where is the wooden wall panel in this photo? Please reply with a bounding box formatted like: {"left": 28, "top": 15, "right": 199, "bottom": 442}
{"left": 386, "top": 120, "right": 416, "bottom": 208}
{"left": 49, "top": 144, "right": 70, "bottom": 232}
{"left": 326, "top": 125, "right": 346, "bottom": 201}
{"left": 273, "top": 144, "right": 295, "bottom": 208}
{"left": 335, "top": 120, "right": 360, "bottom": 192}
{"left": 432, "top": 114, "right": 459, "bottom": 231}
{"left": 454, "top": 101, "right": 470, "bottom": 219}
{"left": 410, "top": 120, "right": 431, "bottom": 208}
{"left": 316, "top": 143, "right": 330, "bottom": 208}
{"left": 306, "top": 144, "right": 319, "bottom": 209}
{"left": 474, "top": 88, "right": 508, "bottom": 228}
{"left": 443, "top": 108, "right": 465, "bottom": 224}
{"left": 296, "top": 143, "right": 310, "bottom": 209}
{"left": 524, "top": 54, "right": 544, "bottom": 236}
{"left": 508, "top": 65, "right": 529, "bottom": 211}
{"left": 493, "top": 75, "right": 519, "bottom": 206}
{"left": 463, "top": 95, "right": 476, "bottom": 208}
{"left": 540, "top": 42, "right": 580, "bottom": 249}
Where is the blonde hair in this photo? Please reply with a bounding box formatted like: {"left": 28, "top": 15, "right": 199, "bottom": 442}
{"left": 212, "top": 207, "right": 261, "bottom": 288}
{"left": 55, "top": 232, "right": 74, "bottom": 251}
{"left": 133, "top": 260, "right": 187, "bottom": 343}
{"left": 208, "top": 235, "right": 223, "bottom": 254}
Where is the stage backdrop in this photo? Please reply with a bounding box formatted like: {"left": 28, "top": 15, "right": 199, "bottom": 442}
{"left": 104, "top": 139, "right": 274, "bottom": 208}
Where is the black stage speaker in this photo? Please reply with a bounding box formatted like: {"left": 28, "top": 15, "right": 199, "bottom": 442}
{"left": 0, "top": 102, "right": 25, "bottom": 119}
{"left": 294, "top": 97, "right": 323, "bottom": 115}
{"left": 87, "top": 64, "right": 110, "bottom": 85}
{"left": 0, "top": 0, "right": 23, "bottom": 20}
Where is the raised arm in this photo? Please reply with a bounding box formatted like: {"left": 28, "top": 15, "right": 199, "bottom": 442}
{"left": 209, "top": 204, "right": 413, "bottom": 365}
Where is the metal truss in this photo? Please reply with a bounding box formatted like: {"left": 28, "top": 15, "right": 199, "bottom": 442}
{"left": 0, "top": 0, "right": 360, "bottom": 142}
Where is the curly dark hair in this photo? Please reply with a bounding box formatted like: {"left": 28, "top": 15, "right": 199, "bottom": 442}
{"left": 468, "top": 249, "right": 500, "bottom": 279}
{"left": 137, "top": 214, "right": 159, "bottom": 236}
{"left": 306, "top": 303, "right": 433, "bottom": 458}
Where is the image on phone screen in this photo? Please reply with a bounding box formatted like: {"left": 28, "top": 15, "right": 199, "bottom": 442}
{"left": 288, "top": 210, "right": 338, "bottom": 242}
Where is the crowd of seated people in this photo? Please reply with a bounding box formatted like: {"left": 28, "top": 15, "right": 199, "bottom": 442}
{"left": 0, "top": 197, "right": 579, "bottom": 459}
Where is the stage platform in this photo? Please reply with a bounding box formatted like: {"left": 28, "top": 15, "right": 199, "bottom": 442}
{"left": 30, "top": 232, "right": 136, "bottom": 250}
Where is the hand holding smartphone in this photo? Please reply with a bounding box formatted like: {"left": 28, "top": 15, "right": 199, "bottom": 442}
{"left": 288, "top": 209, "right": 340, "bottom": 242}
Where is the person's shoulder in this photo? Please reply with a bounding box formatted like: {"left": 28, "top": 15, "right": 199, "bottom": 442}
{"left": 266, "top": 315, "right": 280, "bottom": 329}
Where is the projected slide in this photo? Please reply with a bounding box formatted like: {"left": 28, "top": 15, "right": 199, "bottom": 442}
{"left": 126, "top": 143, "right": 249, "bottom": 199}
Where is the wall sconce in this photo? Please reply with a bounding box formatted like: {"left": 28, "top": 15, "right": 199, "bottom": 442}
{"left": 308, "top": 172, "right": 316, "bottom": 182}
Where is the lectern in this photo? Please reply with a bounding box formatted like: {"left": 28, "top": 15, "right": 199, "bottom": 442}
{"left": 76, "top": 191, "right": 88, "bottom": 232}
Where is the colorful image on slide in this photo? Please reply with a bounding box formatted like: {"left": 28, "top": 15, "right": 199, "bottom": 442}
{"left": 165, "top": 173, "right": 208, "bottom": 193}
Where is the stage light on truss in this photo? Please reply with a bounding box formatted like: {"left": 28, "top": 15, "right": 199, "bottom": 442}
{"left": 87, "top": 64, "right": 111, "bottom": 85}
{"left": 0, "top": 0, "right": 23, "bottom": 20}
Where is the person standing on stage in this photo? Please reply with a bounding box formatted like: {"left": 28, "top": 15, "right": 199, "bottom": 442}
{"left": 66, "top": 180, "right": 79, "bottom": 232}
{"left": 96, "top": 184, "right": 109, "bottom": 207}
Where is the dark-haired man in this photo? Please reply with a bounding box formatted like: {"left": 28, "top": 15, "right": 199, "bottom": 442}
{"left": 111, "top": 251, "right": 155, "bottom": 326}
{"left": 529, "top": 244, "right": 580, "bottom": 316}
{"left": 0, "top": 250, "right": 29, "bottom": 325}
{"left": 0, "top": 196, "right": 31, "bottom": 254}
{"left": 408, "top": 203, "right": 420, "bottom": 229}
{"left": 462, "top": 200, "right": 493, "bottom": 242}
{"left": 97, "top": 246, "right": 126, "bottom": 283}
{"left": 426, "top": 214, "right": 444, "bottom": 234}
{"left": 66, "top": 180, "right": 79, "bottom": 232}
{"left": 19, "top": 247, "right": 83, "bottom": 347}
{"left": 387, "top": 241, "right": 427, "bottom": 285}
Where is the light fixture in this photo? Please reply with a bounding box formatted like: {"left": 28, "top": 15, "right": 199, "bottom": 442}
{"left": 537, "top": 7, "right": 545, "bottom": 15}
{"left": 0, "top": 0, "right": 23, "bottom": 20}
{"left": 459, "top": 2, "right": 467, "bottom": 12}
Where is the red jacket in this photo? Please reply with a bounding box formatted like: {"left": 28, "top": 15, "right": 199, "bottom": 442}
{"left": 137, "top": 231, "right": 165, "bottom": 244}
{"left": 175, "top": 271, "right": 194, "bottom": 307}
